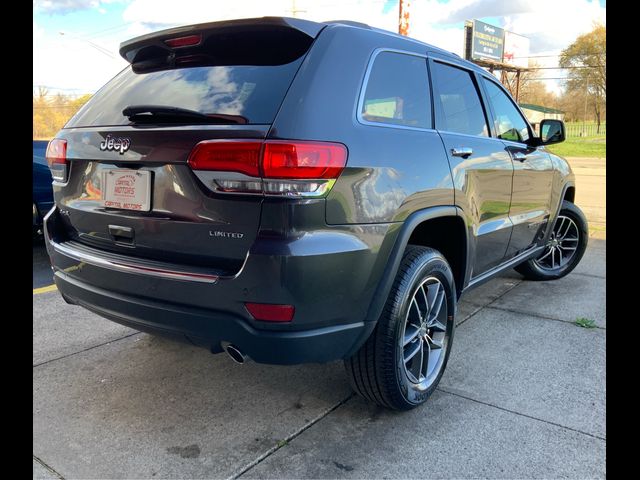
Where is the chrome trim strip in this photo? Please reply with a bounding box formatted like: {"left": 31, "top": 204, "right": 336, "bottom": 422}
{"left": 435, "top": 129, "right": 494, "bottom": 141}
{"left": 51, "top": 240, "right": 219, "bottom": 283}
{"left": 193, "top": 170, "right": 336, "bottom": 198}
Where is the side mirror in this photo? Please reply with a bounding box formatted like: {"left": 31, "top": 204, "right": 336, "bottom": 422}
{"left": 538, "top": 119, "right": 565, "bottom": 145}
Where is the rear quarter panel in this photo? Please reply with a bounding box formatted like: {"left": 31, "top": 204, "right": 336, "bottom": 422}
{"left": 270, "top": 25, "right": 454, "bottom": 225}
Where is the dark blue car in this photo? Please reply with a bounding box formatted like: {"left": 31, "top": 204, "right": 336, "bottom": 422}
{"left": 33, "top": 140, "right": 54, "bottom": 235}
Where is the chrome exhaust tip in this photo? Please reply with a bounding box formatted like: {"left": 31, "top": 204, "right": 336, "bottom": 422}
{"left": 225, "top": 344, "right": 247, "bottom": 364}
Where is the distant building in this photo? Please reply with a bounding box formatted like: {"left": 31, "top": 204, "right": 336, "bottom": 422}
{"left": 519, "top": 103, "right": 565, "bottom": 135}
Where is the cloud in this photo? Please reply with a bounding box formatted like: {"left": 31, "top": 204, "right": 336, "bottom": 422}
{"left": 430, "top": 0, "right": 536, "bottom": 24}
{"left": 122, "top": 0, "right": 291, "bottom": 26}
{"left": 34, "top": 0, "right": 605, "bottom": 96}
{"left": 121, "top": 0, "right": 398, "bottom": 32}
{"left": 119, "top": 0, "right": 604, "bottom": 56}
{"left": 120, "top": 0, "right": 399, "bottom": 46}
{"left": 408, "top": 0, "right": 605, "bottom": 94}
{"left": 34, "top": 0, "right": 126, "bottom": 15}
{"left": 502, "top": 0, "right": 605, "bottom": 53}
{"left": 34, "top": 0, "right": 100, "bottom": 14}
{"left": 33, "top": 20, "right": 128, "bottom": 93}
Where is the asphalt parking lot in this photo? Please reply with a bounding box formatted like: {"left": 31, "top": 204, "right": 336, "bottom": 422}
{"left": 33, "top": 157, "right": 606, "bottom": 479}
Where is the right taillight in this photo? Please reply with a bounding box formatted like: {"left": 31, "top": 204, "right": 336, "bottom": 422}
{"left": 188, "top": 139, "right": 348, "bottom": 197}
{"left": 46, "top": 138, "right": 68, "bottom": 183}
{"left": 262, "top": 141, "right": 347, "bottom": 179}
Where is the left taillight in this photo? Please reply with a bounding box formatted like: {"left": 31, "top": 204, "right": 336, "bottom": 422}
{"left": 46, "top": 139, "right": 68, "bottom": 183}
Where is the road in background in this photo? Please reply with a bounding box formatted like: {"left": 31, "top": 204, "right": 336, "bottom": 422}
{"left": 567, "top": 156, "right": 606, "bottom": 234}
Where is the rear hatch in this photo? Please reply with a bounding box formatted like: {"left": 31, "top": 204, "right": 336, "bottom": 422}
{"left": 53, "top": 18, "right": 323, "bottom": 274}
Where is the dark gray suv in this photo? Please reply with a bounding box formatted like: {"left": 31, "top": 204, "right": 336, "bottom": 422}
{"left": 44, "top": 17, "right": 588, "bottom": 410}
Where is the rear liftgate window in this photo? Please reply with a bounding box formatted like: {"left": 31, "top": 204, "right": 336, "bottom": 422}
{"left": 66, "top": 29, "right": 313, "bottom": 127}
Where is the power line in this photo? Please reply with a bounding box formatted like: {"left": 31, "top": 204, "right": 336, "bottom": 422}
{"left": 527, "top": 65, "right": 597, "bottom": 70}
{"left": 78, "top": 22, "right": 134, "bottom": 40}
{"left": 511, "top": 53, "right": 606, "bottom": 59}
{"left": 59, "top": 31, "right": 116, "bottom": 58}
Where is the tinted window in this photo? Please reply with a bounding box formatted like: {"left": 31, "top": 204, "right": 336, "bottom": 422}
{"left": 66, "top": 60, "right": 304, "bottom": 127}
{"left": 482, "top": 78, "right": 530, "bottom": 143}
{"left": 361, "top": 52, "right": 431, "bottom": 129}
{"left": 431, "top": 62, "right": 488, "bottom": 137}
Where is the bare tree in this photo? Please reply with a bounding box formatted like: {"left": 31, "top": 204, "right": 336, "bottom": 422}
{"left": 560, "top": 24, "right": 606, "bottom": 132}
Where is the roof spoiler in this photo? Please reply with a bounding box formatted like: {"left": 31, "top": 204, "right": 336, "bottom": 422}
{"left": 119, "top": 17, "right": 325, "bottom": 66}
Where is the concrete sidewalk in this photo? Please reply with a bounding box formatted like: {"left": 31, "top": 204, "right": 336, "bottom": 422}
{"left": 33, "top": 157, "right": 606, "bottom": 479}
{"left": 33, "top": 239, "right": 605, "bottom": 479}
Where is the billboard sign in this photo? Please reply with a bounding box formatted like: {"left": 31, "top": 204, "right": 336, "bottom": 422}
{"left": 471, "top": 20, "right": 504, "bottom": 62}
{"left": 503, "top": 31, "right": 530, "bottom": 68}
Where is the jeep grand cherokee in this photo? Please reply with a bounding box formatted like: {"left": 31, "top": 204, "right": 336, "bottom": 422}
{"left": 44, "top": 17, "right": 587, "bottom": 410}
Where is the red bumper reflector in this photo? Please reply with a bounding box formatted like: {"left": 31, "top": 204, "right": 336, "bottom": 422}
{"left": 245, "top": 303, "right": 295, "bottom": 322}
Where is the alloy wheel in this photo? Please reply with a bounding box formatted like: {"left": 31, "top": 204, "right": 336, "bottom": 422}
{"left": 400, "top": 277, "right": 449, "bottom": 386}
{"left": 533, "top": 215, "right": 580, "bottom": 271}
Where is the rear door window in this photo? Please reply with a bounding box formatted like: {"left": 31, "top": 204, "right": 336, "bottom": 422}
{"left": 431, "top": 61, "right": 489, "bottom": 137}
{"left": 66, "top": 60, "right": 304, "bottom": 127}
{"left": 360, "top": 51, "right": 431, "bottom": 129}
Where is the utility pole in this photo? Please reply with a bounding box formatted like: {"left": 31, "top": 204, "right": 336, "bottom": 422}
{"left": 399, "top": 0, "right": 410, "bottom": 36}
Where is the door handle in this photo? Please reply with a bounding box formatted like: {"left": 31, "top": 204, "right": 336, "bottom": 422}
{"left": 512, "top": 151, "right": 527, "bottom": 162}
{"left": 451, "top": 147, "right": 473, "bottom": 158}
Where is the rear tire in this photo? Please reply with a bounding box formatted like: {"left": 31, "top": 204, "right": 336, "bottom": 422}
{"left": 515, "top": 201, "right": 588, "bottom": 281}
{"left": 344, "top": 245, "right": 456, "bottom": 410}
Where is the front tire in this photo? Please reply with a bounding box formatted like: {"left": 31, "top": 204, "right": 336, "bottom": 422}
{"left": 515, "top": 201, "right": 588, "bottom": 281}
{"left": 345, "top": 246, "right": 456, "bottom": 410}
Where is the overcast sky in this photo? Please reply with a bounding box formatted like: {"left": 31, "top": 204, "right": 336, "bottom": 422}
{"left": 33, "top": 0, "right": 606, "bottom": 97}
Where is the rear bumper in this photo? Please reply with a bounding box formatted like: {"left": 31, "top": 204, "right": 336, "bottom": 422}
{"left": 54, "top": 270, "right": 375, "bottom": 364}
{"left": 44, "top": 207, "right": 393, "bottom": 364}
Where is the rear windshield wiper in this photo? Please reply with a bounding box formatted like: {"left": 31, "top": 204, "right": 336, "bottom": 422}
{"left": 123, "top": 105, "right": 247, "bottom": 124}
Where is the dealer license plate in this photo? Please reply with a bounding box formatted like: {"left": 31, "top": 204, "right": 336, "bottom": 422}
{"left": 102, "top": 169, "right": 152, "bottom": 211}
